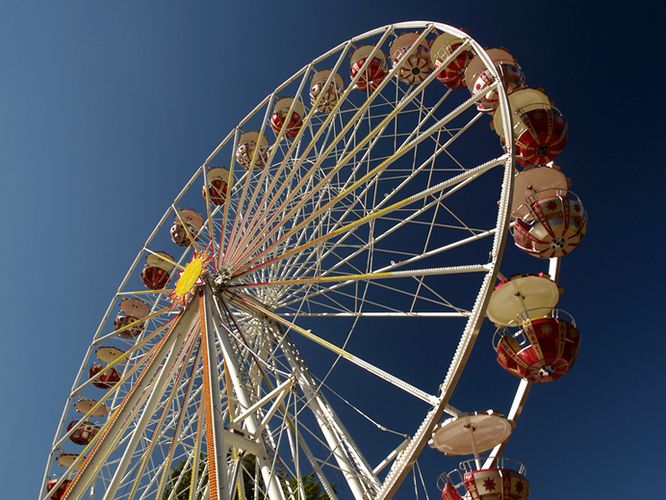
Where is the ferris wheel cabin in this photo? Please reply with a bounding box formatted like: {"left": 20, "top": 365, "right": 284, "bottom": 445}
{"left": 429, "top": 32, "right": 474, "bottom": 88}
{"left": 389, "top": 32, "right": 434, "bottom": 85}
{"left": 66, "top": 420, "right": 100, "bottom": 446}
{"left": 235, "top": 131, "right": 270, "bottom": 168}
{"left": 350, "top": 44, "right": 388, "bottom": 90}
{"left": 440, "top": 459, "right": 530, "bottom": 500}
{"left": 170, "top": 209, "right": 204, "bottom": 247}
{"left": 492, "top": 88, "right": 568, "bottom": 167}
{"left": 465, "top": 48, "right": 525, "bottom": 113}
{"left": 88, "top": 346, "right": 124, "bottom": 389}
{"left": 487, "top": 274, "right": 581, "bottom": 382}
{"left": 512, "top": 189, "right": 587, "bottom": 259}
{"left": 113, "top": 298, "right": 149, "bottom": 338}
{"left": 310, "top": 69, "right": 344, "bottom": 113}
{"left": 203, "top": 167, "right": 233, "bottom": 205}
{"left": 46, "top": 478, "right": 72, "bottom": 500}
{"left": 88, "top": 363, "right": 120, "bottom": 389}
{"left": 494, "top": 310, "right": 581, "bottom": 383}
{"left": 270, "top": 97, "right": 305, "bottom": 138}
{"left": 430, "top": 412, "right": 530, "bottom": 499}
{"left": 140, "top": 251, "right": 174, "bottom": 289}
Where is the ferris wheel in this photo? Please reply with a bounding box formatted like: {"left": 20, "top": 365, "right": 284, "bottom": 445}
{"left": 41, "top": 21, "right": 587, "bottom": 500}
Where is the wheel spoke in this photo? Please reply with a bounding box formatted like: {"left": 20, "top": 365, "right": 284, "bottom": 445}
{"left": 230, "top": 78, "right": 489, "bottom": 271}
{"left": 228, "top": 290, "right": 439, "bottom": 406}
{"left": 234, "top": 156, "right": 505, "bottom": 280}
{"left": 235, "top": 263, "right": 489, "bottom": 289}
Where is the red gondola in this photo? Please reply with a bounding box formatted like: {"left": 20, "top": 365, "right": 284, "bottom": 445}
{"left": 89, "top": 363, "right": 120, "bottom": 389}
{"left": 439, "top": 458, "right": 530, "bottom": 500}
{"left": 270, "top": 97, "right": 305, "bottom": 138}
{"left": 495, "top": 310, "right": 581, "bottom": 383}
{"left": 350, "top": 45, "right": 388, "bottom": 90}
{"left": 429, "top": 33, "right": 473, "bottom": 88}
{"left": 513, "top": 190, "right": 587, "bottom": 258}
{"left": 66, "top": 420, "right": 100, "bottom": 446}
{"left": 203, "top": 167, "right": 232, "bottom": 205}
{"left": 140, "top": 252, "right": 174, "bottom": 290}
{"left": 492, "top": 88, "right": 567, "bottom": 167}
{"left": 47, "top": 478, "right": 72, "bottom": 500}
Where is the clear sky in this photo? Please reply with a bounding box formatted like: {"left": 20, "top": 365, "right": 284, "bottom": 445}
{"left": 1, "top": 1, "right": 663, "bottom": 499}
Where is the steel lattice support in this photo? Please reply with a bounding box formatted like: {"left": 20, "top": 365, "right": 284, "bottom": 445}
{"left": 266, "top": 321, "right": 381, "bottom": 499}
{"left": 206, "top": 284, "right": 288, "bottom": 500}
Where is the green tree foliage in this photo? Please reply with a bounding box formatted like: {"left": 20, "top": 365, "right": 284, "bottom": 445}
{"left": 238, "top": 454, "right": 332, "bottom": 500}
{"left": 165, "top": 454, "right": 332, "bottom": 500}
{"left": 288, "top": 472, "right": 331, "bottom": 500}
{"left": 163, "top": 458, "right": 206, "bottom": 500}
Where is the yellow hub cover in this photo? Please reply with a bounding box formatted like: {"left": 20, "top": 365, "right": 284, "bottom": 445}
{"left": 174, "top": 257, "right": 204, "bottom": 299}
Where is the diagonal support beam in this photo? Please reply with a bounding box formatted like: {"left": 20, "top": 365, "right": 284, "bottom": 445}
{"left": 204, "top": 281, "right": 288, "bottom": 500}
{"left": 233, "top": 377, "right": 294, "bottom": 426}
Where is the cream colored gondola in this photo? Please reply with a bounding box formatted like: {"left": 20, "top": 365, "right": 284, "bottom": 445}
{"left": 389, "top": 32, "right": 433, "bottom": 85}
{"left": 56, "top": 452, "right": 81, "bottom": 470}
{"left": 465, "top": 48, "right": 525, "bottom": 112}
{"left": 95, "top": 345, "right": 125, "bottom": 364}
{"left": 310, "top": 70, "right": 344, "bottom": 113}
{"left": 235, "top": 131, "right": 269, "bottom": 168}
{"left": 170, "top": 208, "right": 204, "bottom": 247}
{"left": 511, "top": 165, "right": 569, "bottom": 221}
{"left": 492, "top": 87, "right": 552, "bottom": 138}
{"left": 430, "top": 411, "right": 513, "bottom": 455}
{"left": 486, "top": 274, "right": 560, "bottom": 327}
{"left": 204, "top": 167, "right": 233, "bottom": 206}
{"left": 75, "top": 398, "right": 109, "bottom": 417}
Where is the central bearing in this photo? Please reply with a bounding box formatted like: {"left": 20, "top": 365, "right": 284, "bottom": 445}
{"left": 212, "top": 267, "right": 233, "bottom": 293}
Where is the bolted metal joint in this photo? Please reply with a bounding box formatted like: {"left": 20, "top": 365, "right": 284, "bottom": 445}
{"left": 211, "top": 267, "right": 233, "bottom": 296}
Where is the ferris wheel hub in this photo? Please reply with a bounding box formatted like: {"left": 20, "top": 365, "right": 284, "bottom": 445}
{"left": 212, "top": 267, "right": 233, "bottom": 291}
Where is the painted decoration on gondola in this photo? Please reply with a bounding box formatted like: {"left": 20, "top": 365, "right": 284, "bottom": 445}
{"left": 496, "top": 315, "right": 581, "bottom": 382}
{"left": 513, "top": 193, "right": 587, "bottom": 258}
{"left": 350, "top": 45, "right": 388, "bottom": 90}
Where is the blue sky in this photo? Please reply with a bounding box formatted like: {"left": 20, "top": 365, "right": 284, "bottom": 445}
{"left": 1, "top": 1, "right": 663, "bottom": 498}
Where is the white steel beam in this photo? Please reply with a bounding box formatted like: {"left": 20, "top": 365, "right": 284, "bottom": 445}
{"left": 205, "top": 285, "right": 287, "bottom": 500}
{"left": 267, "top": 320, "right": 381, "bottom": 499}
{"left": 200, "top": 290, "right": 232, "bottom": 500}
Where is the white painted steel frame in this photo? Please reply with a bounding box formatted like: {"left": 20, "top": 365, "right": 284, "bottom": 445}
{"left": 42, "top": 20, "right": 527, "bottom": 500}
